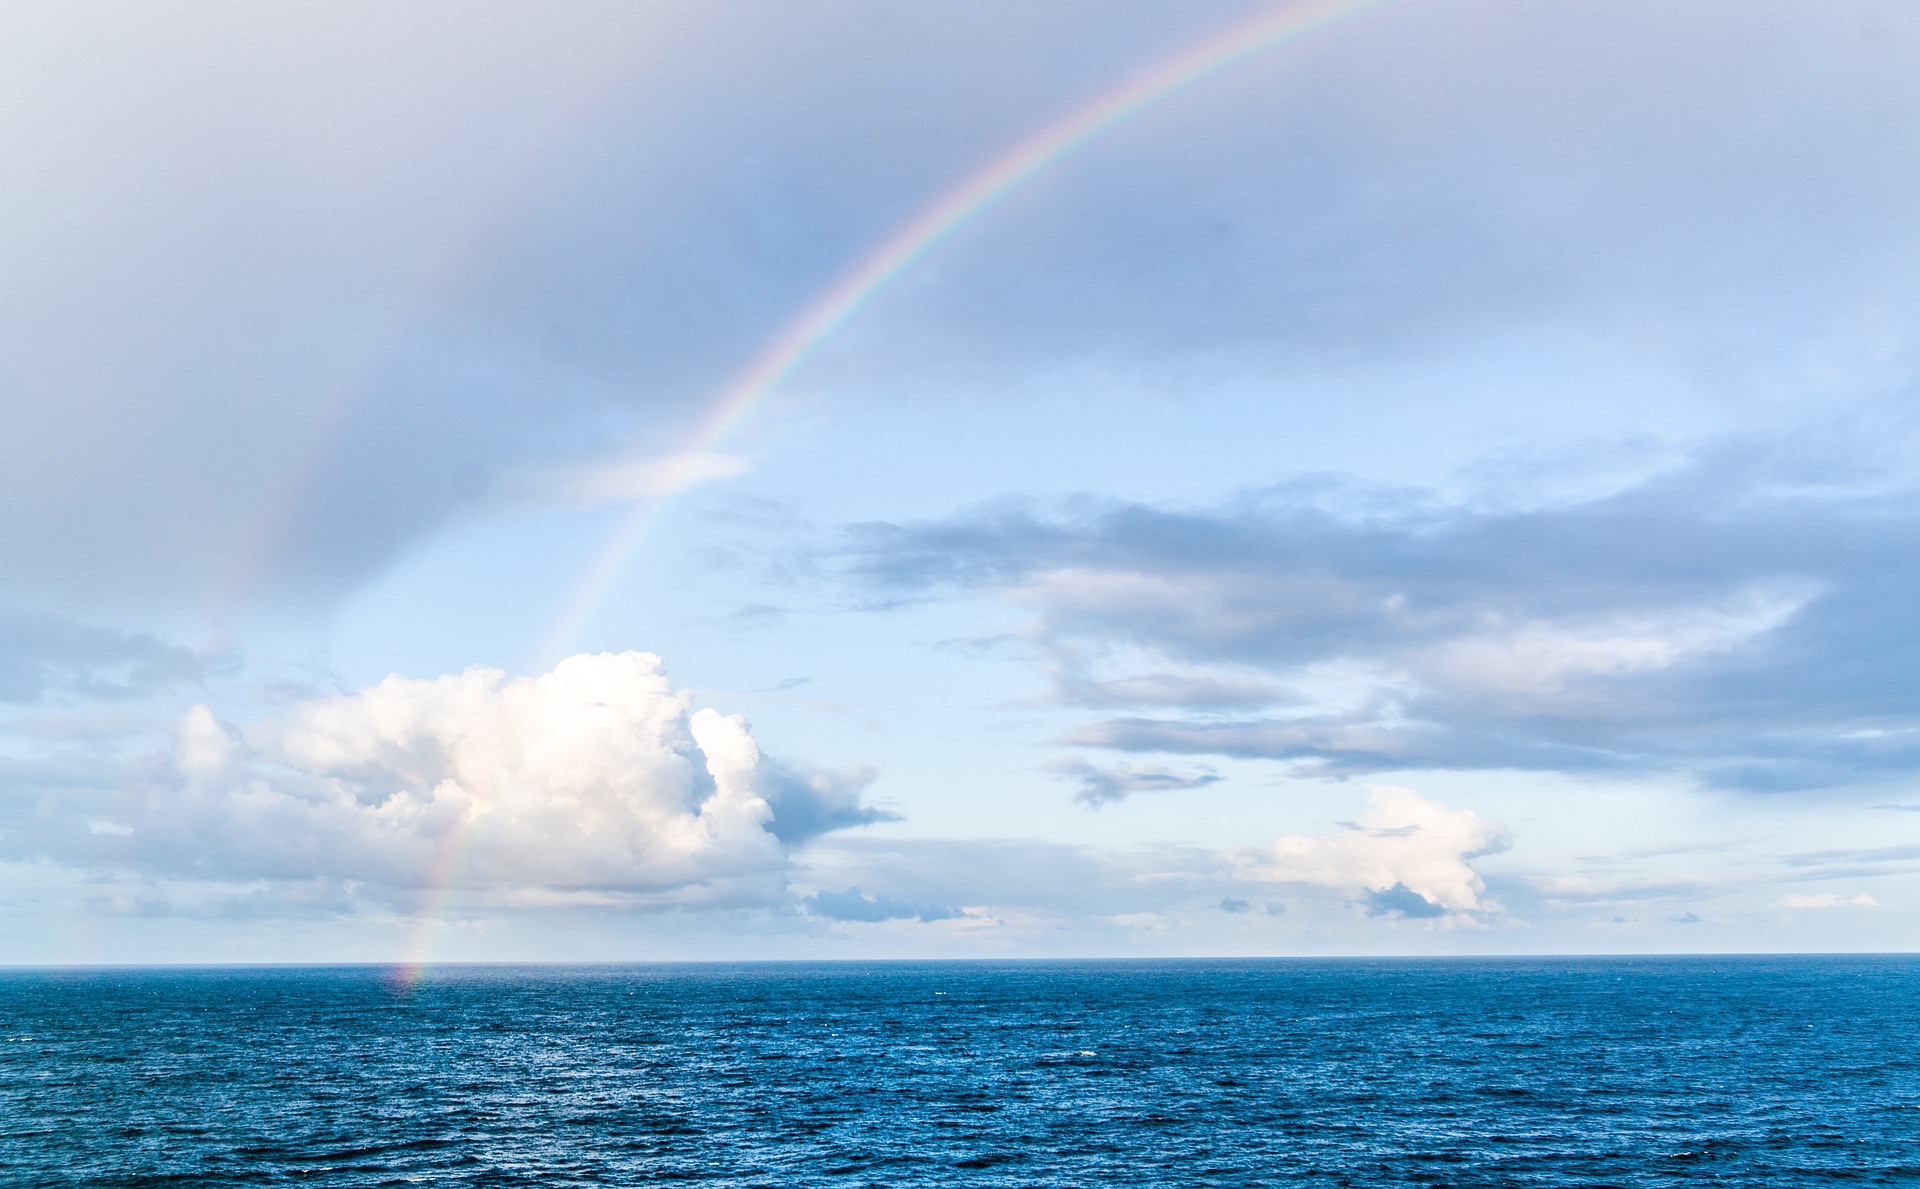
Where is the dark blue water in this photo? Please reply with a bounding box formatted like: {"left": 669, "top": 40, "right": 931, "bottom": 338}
{"left": 2, "top": 957, "right": 1917, "bottom": 1186}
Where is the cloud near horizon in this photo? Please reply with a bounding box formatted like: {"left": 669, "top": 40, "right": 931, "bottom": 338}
{"left": 20, "top": 651, "right": 884, "bottom": 905}
{"left": 779, "top": 786, "right": 1507, "bottom": 934}
{"left": 1233, "top": 785, "right": 1508, "bottom": 920}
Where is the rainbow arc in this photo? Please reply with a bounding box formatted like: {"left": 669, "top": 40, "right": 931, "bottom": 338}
{"left": 405, "top": 0, "right": 1395, "bottom": 979}
{"left": 531, "top": 0, "right": 1392, "bottom": 667}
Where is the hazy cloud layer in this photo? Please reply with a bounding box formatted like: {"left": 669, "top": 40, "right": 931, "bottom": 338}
{"left": 7, "top": 651, "right": 880, "bottom": 902}
{"left": 841, "top": 445, "right": 1920, "bottom": 789}
{"left": 804, "top": 886, "right": 959, "bottom": 924}
{"left": 851, "top": 0, "right": 1920, "bottom": 397}
{"left": 5, "top": 2, "right": 1917, "bottom": 611}
{"left": 0, "top": 1, "right": 1247, "bottom": 609}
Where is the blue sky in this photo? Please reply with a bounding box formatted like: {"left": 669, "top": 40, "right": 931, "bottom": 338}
{"left": 4, "top": 0, "right": 1920, "bottom": 962}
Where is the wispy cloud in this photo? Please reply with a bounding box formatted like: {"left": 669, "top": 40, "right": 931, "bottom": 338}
{"left": 1044, "top": 757, "right": 1221, "bottom": 807}
{"left": 1769, "top": 892, "right": 1880, "bottom": 909}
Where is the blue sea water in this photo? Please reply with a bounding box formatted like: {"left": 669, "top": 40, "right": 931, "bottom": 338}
{"left": 2, "top": 957, "right": 1918, "bottom": 1186}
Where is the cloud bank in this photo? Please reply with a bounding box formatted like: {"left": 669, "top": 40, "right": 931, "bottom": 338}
{"left": 839, "top": 445, "right": 1920, "bottom": 790}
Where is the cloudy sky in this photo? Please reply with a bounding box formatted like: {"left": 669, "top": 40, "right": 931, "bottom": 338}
{"left": 5, "top": 0, "right": 1919, "bottom": 963}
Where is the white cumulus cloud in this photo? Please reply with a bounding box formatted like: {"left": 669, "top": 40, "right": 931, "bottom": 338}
{"left": 1233, "top": 785, "right": 1508, "bottom": 919}
{"left": 75, "top": 651, "right": 876, "bottom": 904}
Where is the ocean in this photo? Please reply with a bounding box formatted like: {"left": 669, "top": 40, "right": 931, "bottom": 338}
{"left": 2, "top": 956, "right": 1916, "bottom": 1186}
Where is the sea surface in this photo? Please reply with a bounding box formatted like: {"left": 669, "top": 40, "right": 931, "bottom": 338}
{"left": 2, "top": 956, "right": 1917, "bottom": 1186}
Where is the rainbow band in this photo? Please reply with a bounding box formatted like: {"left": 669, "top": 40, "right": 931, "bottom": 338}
{"left": 532, "top": 0, "right": 1392, "bottom": 666}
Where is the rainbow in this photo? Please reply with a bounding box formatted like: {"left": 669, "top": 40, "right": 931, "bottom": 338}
{"left": 398, "top": 0, "right": 1393, "bottom": 978}
{"left": 531, "top": 0, "right": 1392, "bottom": 666}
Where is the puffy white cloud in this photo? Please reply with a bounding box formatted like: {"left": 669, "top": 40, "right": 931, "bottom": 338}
{"left": 1233, "top": 786, "right": 1508, "bottom": 919}
{"left": 73, "top": 651, "right": 877, "bottom": 903}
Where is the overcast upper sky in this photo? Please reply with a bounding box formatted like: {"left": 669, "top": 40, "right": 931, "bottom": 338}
{"left": 4, "top": 0, "right": 1919, "bottom": 964}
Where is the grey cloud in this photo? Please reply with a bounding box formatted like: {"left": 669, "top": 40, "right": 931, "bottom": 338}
{"left": 1045, "top": 757, "right": 1221, "bottom": 807}
{"left": 0, "top": 610, "right": 214, "bottom": 703}
{"left": 837, "top": 0, "right": 1920, "bottom": 402}
{"left": 1061, "top": 715, "right": 1634, "bottom": 781}
{"left": 1051, "top": 661, "right": 1297, "bottom": 712}
{"left": 762, "top": 762, "right": 895, "bottom": 845}
{"left": 1366, "top": 883, "right": 1447, "bottom": 920}
{"left": 838, "top": 444, "right": 1920, "bottom": 790}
